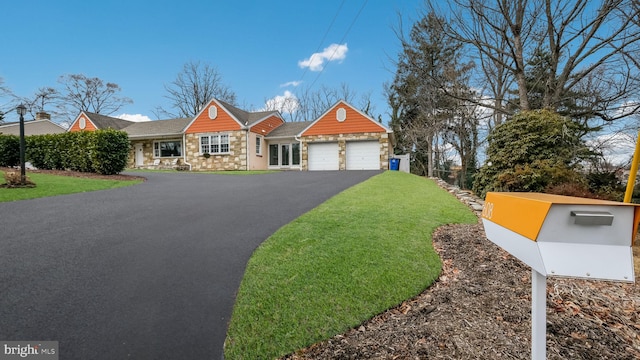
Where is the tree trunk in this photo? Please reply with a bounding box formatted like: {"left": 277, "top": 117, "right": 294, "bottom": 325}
{"left": 427, "top": 134, "right": 434, "bottom": 177}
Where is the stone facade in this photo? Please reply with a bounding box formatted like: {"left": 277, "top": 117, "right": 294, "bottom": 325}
{"left": 128, "top": 139, "right": 186, "bottom": 169}
{"left": 301, "top": 132, "right": 390, "bottom": 170}
{"left": 125, "top": 131, "right": 391, "bottom": 171}
{"left": 184, "top": 131, "right": 247, "bottom": 171}
{"left": 128, "top": 140, "right": 154, "bottom": 168}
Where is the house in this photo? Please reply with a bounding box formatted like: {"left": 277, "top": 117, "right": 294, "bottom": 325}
{"left": 67, "top": 99, "right": 392, "bottom": 171}
{"left": 0, "top": 112, "right": 66, "bottom": 136}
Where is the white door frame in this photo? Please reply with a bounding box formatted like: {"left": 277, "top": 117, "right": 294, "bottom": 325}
{"left": 134, "top": 143, "right": 144, "bottom": 167}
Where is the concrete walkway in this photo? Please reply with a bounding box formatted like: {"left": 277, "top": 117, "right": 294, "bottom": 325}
{"left": 0, "top": 171, "right": 379, "bottom": 359}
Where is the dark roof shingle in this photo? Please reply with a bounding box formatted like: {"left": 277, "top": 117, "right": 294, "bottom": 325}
{"left": 123, "top": 118, "right": 191, "bottom": 138}
{"left": 0, "top": 120, "right": 66, "bottom": 136}
{"left": 265, "top": 121, "right": 314, "bottom": 138}
{"left": 84, "top": 112, "right": 134, "bottom": 130}
{"left": 217, "top": 100, "right": 280, "bottom": 126}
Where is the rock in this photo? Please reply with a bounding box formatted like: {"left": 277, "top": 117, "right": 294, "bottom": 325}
{"left": 471, "top": 203, "right": 484, "bottom": 212}
{"left": 430, "top": 177, "right": 484, "bottom": 215}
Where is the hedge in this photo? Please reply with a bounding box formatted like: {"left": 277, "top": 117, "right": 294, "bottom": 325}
{"left": 1, "top": 129, "right": 130, "bottom": 175}
{"left": 0, "top": 134, "right": 20, "bottom": 167}
{"left": 91, "top": 129, "right": 131, "bottom": 175}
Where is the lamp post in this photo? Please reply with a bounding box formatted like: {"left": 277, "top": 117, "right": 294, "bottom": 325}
{"left": 16, "top": 104, "right": 27, "bottom": 185}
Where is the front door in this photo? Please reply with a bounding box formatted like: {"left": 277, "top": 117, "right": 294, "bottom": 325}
{"left": 135, "top": 143, "right": 144, "bottom": 167}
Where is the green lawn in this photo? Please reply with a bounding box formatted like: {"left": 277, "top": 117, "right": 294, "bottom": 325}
{"left": 224, "top": 171, "right": 478, "bottom": 359}
{"left": 0, "top": 171, "right": 143, "bottom": 202}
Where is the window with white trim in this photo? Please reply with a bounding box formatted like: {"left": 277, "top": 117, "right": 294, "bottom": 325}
{"left": 154, "top": 140, "right": 182, "bottom": 157}
{"left": 200, "top": 134, "right": 230, "bottom": 154}
{"left": 256, "top": 136, "right": 262, "bottom": 155}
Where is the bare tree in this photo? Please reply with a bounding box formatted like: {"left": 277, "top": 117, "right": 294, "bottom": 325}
{"left": 0, "top": 78, "right": 15, "bottom": 123}
{"left": 356, "top": 90, "right": 377, "bottom": 119}
{"left": 18, "top": 87, "right": 59, "bottom": 119}
{"left": 262, "top": 91, "right": 301, "bottom": 122}
{"left": 268, "top": 83, "right": 375, "bottom": 122}
{"left": 477, "top": 34, "right": 516, "bottom": 128}
{"left": 296, "top": 83, "right": 358, "bottom": 120}
{"left": 57, "top": 74, "right": 133, "bottom": 120}
{"left": 428, "top": 0, "right": 640, "bottom": 122}
{"left": 444, "top": 101, "right": 481, "bottom": 188}
{"left": 159, "top": 61, "right": 236, "bottom": 118}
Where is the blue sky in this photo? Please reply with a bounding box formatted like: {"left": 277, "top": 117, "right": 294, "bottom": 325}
{"left": 1, "top": 0, "right": 423, "bottom": 124}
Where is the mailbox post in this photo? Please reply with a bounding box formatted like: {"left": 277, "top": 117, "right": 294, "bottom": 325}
{"left": 482, "top": 192, "right": 638, "bottom": 360}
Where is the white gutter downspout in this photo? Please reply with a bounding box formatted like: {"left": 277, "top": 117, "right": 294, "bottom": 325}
{"left": 246, "top": 129, "right": 250, "bottom": 171}
{"left": 240, "top": 123, "right": 250, "bottom": 171}
{"left": 182, "top": 133, "right": 192, "bottom": 171}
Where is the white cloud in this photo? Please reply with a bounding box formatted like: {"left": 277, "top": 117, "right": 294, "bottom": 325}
{"left": 588, "top": 131, "right": 636, "bottom": 165}
{"left": 264, "top": 91, "right": 299, "bottom": 114}
{"left": 298, "top": 43, "right": 348, "bottom": 71}
{"left": 610, "top": 101, "right": 640, "bottom": 120}
{"left": 117, "top": 113, "right": 152, "bottom": 122}
{"left": 280, "top": 81, "right": 302, "bottom": 88}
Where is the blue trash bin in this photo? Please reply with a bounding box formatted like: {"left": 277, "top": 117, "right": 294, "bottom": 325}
{"left": 389, "top": 158, "right": 400, "bottom": 171}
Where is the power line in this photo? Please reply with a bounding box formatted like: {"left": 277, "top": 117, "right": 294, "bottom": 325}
{"left": 299, "top": 0, "right": 347, "bottom": 84}
{"left": 307, "top": 0, "right": 369, "bottom": 91}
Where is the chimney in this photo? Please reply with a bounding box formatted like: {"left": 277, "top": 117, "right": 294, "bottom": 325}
{"left": 36, "top": 112, "right": 51, "bottom": 120}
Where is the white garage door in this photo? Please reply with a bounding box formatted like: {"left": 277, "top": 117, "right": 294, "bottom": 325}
{"left": 308, "top": 142, "right": 339, "bottom": 170}
{"left": 346, "top": 141, "right": 380, "bottom": 170}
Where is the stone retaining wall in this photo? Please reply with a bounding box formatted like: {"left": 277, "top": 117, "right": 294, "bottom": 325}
{"left": 431, "top": 177, "right": 484, "bottom": 216}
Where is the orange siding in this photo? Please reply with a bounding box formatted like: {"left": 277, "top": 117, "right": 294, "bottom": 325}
{"left": 250, "top": 115, "right": 284, "bottom": 135}
{"left": 302, "top": 103, "right": 386, "bottom": 136}
{"left": 68, "top": 115, "right": 97, "bottom": 132}
{"left": 185, "top": 103, "right": 242, "bottom": 134}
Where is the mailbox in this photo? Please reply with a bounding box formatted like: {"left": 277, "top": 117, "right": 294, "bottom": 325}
{"left": 482, "top": 192, "right": 639, "bottom": 282}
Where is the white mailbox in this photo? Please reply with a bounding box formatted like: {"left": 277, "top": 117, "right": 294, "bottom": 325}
{"left": 482, "top": 192, "right": 638, "bottom": 282}
{"left": 481, "top": 192, "right": 638, "bottom": 360}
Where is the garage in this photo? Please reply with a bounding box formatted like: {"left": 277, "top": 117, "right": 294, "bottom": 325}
{"left": 308, "top": 142, "right": 339, "bottom": 170}
{"left": 346, "top": 141, "right": 380, "bottom": 170}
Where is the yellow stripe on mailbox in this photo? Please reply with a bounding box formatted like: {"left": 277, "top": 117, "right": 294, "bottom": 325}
{"left": 483, "top": 192, "right": 552, "bottom": 241}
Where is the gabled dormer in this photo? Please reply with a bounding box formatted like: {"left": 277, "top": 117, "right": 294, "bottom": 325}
{"left": 68, "top": 111, "right": 134, "bottom": 132}
{"left": 300, "top": 99, "right": 390, "bottom": 136}
{"left": 183, "top": 99, "right": 245, "bottom": 134}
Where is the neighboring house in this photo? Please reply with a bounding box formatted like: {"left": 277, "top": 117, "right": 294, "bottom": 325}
{"left": 67, "top": 99, "right": 393, "bottom": 171}
{"left": 0, "top": 112, "right": 66, "bottom": 136}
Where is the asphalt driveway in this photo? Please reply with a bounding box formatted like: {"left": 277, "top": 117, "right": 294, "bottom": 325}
{"left": 0, "top": 170, "right": 380, "bottom": 359}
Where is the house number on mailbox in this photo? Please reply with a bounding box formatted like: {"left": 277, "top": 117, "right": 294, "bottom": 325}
{"left": 482, "top": 201, "right": 494, "bottom": 219}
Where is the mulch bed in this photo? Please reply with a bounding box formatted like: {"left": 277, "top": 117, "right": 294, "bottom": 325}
{"left": 283, "top": 222, "right": 640, "bottom": 359}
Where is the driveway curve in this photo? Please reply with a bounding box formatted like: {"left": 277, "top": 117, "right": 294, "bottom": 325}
{"left": 0, "top": 171, "right": 380, "bottom": 359}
